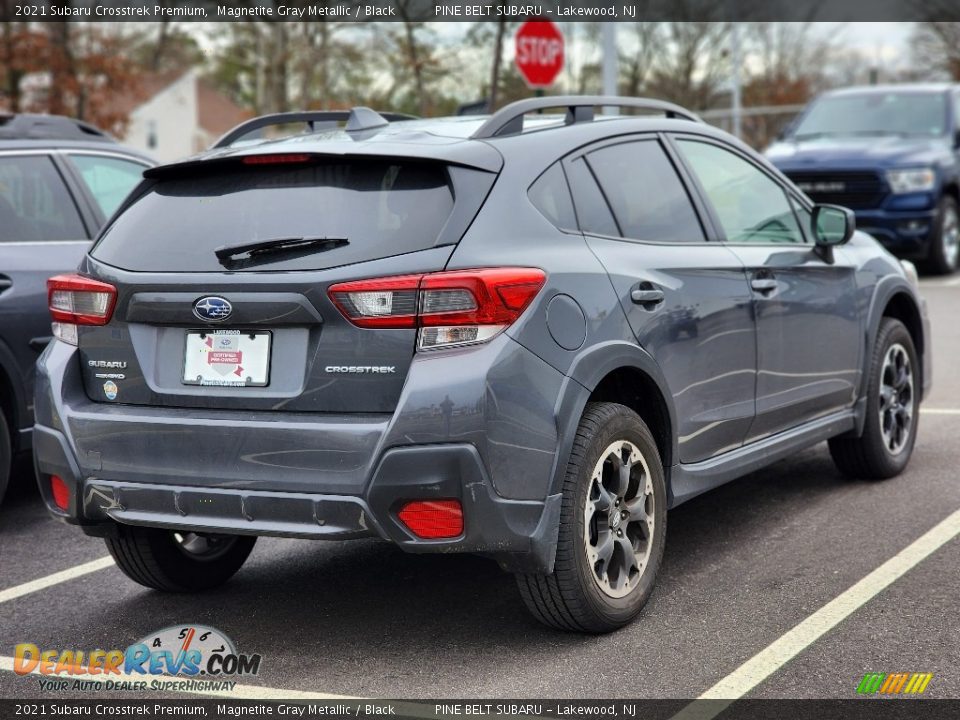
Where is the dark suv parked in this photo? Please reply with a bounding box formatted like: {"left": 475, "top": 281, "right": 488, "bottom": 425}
{"left": 0, "top": 114, "right": 152, "bottom": 503}
{"left": 767, "top": 84, "right": 960, "bottom": 274}
{"left": 34, "top": 98, "right": 930, "bottom": 632}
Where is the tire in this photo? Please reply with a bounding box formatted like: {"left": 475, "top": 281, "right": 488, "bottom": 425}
{"left": 829, "top": 318, "right": 920, "bottom": 480}
{"left": 105, "top": 524, "right": 256, "bottom": 592}
{"left": 516, "top": 402, "right": 667, "bottom": 633}
{"left": 925, "top": 195, "right": 959, "bottom": 275}
{"left": 0, "top": 412, "right": 10, "bottom": 506}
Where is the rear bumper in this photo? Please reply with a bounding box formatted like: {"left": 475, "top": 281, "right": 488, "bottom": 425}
{"left": 35, "top": 426, "right": 560, "bottom": 572}
{"left": 33, "top": 336, "right": 568, "bottom": 573}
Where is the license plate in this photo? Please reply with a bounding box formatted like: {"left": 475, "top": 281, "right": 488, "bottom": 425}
{"left": 182, "top": 330, "right": 271, "bottom": 387}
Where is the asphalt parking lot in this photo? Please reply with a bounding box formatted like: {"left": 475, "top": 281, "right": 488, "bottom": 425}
{"left": 1, "top": 277, "right": 958, "bottom": 702}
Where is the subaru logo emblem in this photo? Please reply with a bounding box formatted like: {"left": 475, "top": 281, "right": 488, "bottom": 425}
{"left": 193, "top": 296, "right": 233, "bottom": 322}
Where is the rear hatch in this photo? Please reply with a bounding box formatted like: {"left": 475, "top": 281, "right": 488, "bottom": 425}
{"left": 73, "top": 152, "right": 498, "bottom": 413}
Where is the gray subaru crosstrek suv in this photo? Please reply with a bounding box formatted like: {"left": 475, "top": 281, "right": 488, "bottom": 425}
{"left": 34, "top": 98, "right": 931, "bottom": 632}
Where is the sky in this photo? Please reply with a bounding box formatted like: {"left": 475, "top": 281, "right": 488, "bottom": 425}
{"left": 842, "top": 22, "right": 910, "bottom": 66}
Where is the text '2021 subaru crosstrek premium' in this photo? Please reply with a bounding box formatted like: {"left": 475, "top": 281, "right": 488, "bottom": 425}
{"left": 34, "top": 98, "right": 930, "bottom": 632}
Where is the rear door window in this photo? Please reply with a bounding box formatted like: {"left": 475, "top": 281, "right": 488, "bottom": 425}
{"left": 0, "top": 155, "right": 86, "bottom": 242}
{"left": 68, "top": 154, "right": 147, "bottom": 217}
{"left": 91, "top": 159, "right": 456, "bottom": 272}
{"left": 575, "top": 140, "right": 705, "bottom": 242}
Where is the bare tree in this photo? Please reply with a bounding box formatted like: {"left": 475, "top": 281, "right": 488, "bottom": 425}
{"left": 465, "top": 13, "right": 518, "bottom": 110}
{"left": 644, "top": 22, "right": 730, "bottom": 110}
{"left": 620, "top": 22, "right": 663, "bottom": 97}
{"left": 912, "top": 22, "right": 960, "bottom": 80}
{"left": 488, "top": 16, "right": 508, "bottom": 110}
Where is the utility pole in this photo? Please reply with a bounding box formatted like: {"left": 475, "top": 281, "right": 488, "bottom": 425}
{"left": 731, "top": 22, "right": 742, "bottom": 139}
{"left": 602, "top": 22, "right": 618, "bottom": 114}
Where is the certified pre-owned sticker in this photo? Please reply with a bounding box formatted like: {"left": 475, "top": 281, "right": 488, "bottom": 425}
{"left": 102, "top": 380, "right": 118, "bottom": 400}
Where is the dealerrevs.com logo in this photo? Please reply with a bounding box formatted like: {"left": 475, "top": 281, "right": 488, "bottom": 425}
{"left": 14, "top": 625, "right": 261, "bottom": 693}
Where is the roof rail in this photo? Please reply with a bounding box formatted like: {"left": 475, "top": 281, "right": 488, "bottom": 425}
{"left": 213, "top": 108, "right": 418, "bottom": 149}
{"left": 470, "top": 96, "right": 701, "bottom": 139}
{"left": 0, "top": 113, "right": 114, "bottom": 142}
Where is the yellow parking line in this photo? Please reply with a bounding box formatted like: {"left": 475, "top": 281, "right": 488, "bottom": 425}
{"left": 0, "top": 557, "right": 115, "bottom": 604}
{"left": 921, "top": 408, "right": 960, "bottom": 415}
{"left": 670, "top": 507, "right": 960, "bottom": 719}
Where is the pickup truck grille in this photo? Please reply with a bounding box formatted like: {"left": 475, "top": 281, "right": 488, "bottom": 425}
{"left": 784, "top": 171, "right": 886, "bottom": 210}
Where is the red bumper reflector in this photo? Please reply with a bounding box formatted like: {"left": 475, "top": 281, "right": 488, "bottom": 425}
{"left": 50, "top": 475, "right": 69, "bottom": 510}
{"left": 397, "top": 499, "right": 463, "bottom": 539}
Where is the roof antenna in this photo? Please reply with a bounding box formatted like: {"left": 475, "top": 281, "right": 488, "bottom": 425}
{"left": 346, "top": 107, "right": 390, "bottom": 133}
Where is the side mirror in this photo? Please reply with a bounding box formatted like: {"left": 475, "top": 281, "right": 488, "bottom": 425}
{"left": 811, "top": 204, "right": 855, "bottom": 247}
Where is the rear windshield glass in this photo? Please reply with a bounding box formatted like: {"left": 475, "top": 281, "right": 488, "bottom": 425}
{"left": 91, "top": 160, "right": 454, "bottom": 272}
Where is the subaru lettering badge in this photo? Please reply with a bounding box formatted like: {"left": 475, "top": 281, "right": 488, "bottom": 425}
{"left": 193, "top": 296, "right": 233, "bottom": 322}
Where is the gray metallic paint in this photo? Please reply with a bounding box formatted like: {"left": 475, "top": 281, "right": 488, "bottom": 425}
{"left": 32, "top": 111, "right": 932, "bottom": 573}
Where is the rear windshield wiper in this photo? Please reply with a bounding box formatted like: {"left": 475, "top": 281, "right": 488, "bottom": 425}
{"left": 215, "top": 236, "right": 349, "bottom": 269}
{"left": 216, "top": 236, "right": 349, "bottom": 261}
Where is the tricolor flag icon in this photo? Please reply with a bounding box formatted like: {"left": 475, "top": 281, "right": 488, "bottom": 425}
{"left": 857, "top": 672, "right": 934, "bottom": 695}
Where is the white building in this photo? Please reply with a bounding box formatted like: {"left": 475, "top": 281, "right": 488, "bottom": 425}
{"left": 121, "top": 69, "right": 249, "bottom": 163}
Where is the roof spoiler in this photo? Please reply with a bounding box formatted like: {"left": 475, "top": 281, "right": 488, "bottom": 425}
{"left": 212, "top": 108, "right": 418, "bottom": 149}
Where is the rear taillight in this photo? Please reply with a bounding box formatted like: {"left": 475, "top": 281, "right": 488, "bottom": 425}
{"left": 47, "top": 274, "right": 117, "bottom": 346}
{"left": 328, "top": 268, "right": 546, "bottom": 350}
{"left": 328, "top": 274, "right": 421, "bottom": 329}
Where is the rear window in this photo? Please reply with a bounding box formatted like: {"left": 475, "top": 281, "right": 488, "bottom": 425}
{"left": 91, "top": 160, "right": 455, "bottom": 272}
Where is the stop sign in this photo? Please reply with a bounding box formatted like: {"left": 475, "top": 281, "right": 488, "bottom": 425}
{"left": 514, "top": 20, "right": 565, "bottom": 89}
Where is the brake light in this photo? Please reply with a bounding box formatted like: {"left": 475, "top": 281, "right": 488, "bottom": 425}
{"left": 397, "top": 499, "right": 463, "bottom": 539}
{"left": 328, "top": 268, "right": 545, "bottom": 350}
{"left": 47, "top": 274, "right": 117, "bottom": 346}
{"left": 242, "top": 154, "right": 311, "bottom": 165}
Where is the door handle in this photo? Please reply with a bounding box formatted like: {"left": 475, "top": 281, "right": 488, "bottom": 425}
{"left": 631, "top": 287, "right": 665, "bottom": 306}
{"left": 750, "top": 277, "right": 778, "bottom": 294}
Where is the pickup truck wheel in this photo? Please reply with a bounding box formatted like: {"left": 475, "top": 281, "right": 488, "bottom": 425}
{"left": 516, "top": 402, "right": 666, "bottom": 633}
{"left": 0, "top": 412, "right": 10, "bottom": 506}
{"left": 829, "top": 318, "right": 919, "bottom": 479}
{"left": 927, "top": 195, "right": 959, "bottom": 275}
{"left": 105, "top": 525, "right": 256, "bottom": 592}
